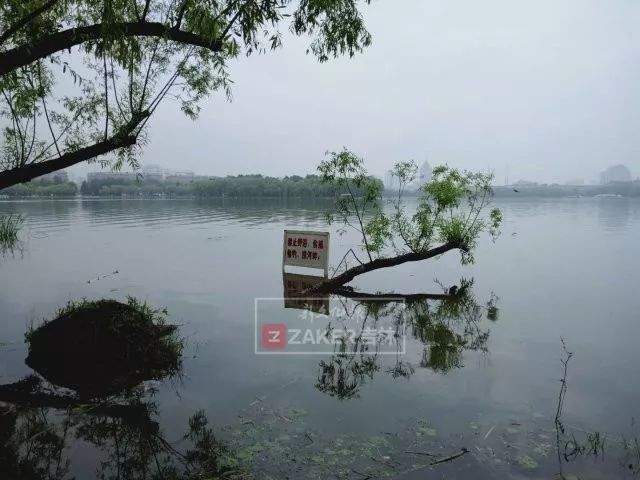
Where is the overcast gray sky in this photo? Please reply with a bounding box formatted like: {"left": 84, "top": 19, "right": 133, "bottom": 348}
{"left": 98, "top": 0, "right": 640, "bottom": 183}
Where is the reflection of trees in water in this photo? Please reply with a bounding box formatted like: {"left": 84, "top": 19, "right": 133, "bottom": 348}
{"left": 0, "top": 298, "right": 247, "bottom": 480}
{"left": 0, "top": 403, "right": 71, "bottom": 479}
{"left": 0, "top": 383, "right": 244, "bottom": 480}
{"left": 317, "top": 341, "right": 381, "bottom": 400}
{"left": 410, "top": 280, "right": 491, "bottom": 373}
{"left": 315, "top": 298, "right": 401, "bottom": 400}
{"left": 597, "top": 197, "right": 630, "bottom": 231}
{"left": 80, "top": 197, "right": 333, "bottom": 228}
{"left": 315, "top": 280, "right": 497, "bottom": 399}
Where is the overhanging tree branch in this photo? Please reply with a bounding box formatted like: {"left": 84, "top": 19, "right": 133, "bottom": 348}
{"left": 0, "top": 1, "right": 376, "bottom": 189}
{"left": 0, "top": 111, "right": 149, "bottom": 189}
{"left": 0, "top": 21, "right": 224, "bottom": 76}
{"left": 0, "top": 0, "right": 60, "bottom": 46}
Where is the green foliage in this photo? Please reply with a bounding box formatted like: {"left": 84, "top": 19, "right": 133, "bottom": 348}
{"left": 319, "top": 149, "right": 503, "bottom": 266}
{"left": 0, "top": 1, "right": 374, "bottom": 182}
{"left": 318, "top": 148, "right": 386, "bottom": 260}
{"left": 24, "top": 296, "right": 183, "bottom": 398}
{"left": 395, "top": 164, "right": 501, "bottom": 263}
{"left": 363, "top": 211, "right": 391, "bottom": 255}
{"left": 79, "top": 173, "right": 359, "bottom": 197}
{"left": 2, "top": 180, "right": 77, "bottom": 196}
{"left": 25, "top": 295, "right": 174, "bottom": 345}
{"left": 179, "top": 409, "right": 248, "bottom": 478}
{"left": 0, "top": 213, "right": 22, "bottom": 246}
{"left": 192, "top": 173, "right": 352, "bottom": 198}
{"left": 293, "top": 0, "right": 373, "bottom": 62}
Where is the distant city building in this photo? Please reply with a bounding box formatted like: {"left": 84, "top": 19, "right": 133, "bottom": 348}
{"left": 87, "top": 171, "right": 137, "bottom": 182}
{"left": 417, "top": 159, "right": 432, "bottom": 185}
{"left": 141, "top": 164, "right": 165, "bottom": 182}
{"left": 513, "top": 179, "right": 539, "bottom": 187}
{"left": 165, "top": 171, "right": 195, "bottom": 184}
{"left": 384, "top": 170, "right": 399, "bottom": 191}
{"left": 86, "top": 166, "right": 201, "bottom": 184}
{"left": 565, "top": 178, "right": 584, "bottom": 186}
{"left": 384, "top": 157, "right": 432, "bottom": 191}
{"left": 37, "top": 171, "right": 69, "bottom": 183}
{"left": 599, "top": 164, "right": 631, "bottom": 184}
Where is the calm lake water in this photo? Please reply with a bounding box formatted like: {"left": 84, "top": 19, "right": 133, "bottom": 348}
{"left": 1, "top": 197, "right": 639, "bottom": 479}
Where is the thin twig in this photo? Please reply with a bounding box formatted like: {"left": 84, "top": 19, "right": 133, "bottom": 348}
{"left": 429, "top": 447, "right": 469, "bottom": 466}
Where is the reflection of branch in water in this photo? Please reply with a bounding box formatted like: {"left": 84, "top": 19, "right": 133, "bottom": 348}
{"left": 409, "top": 280, "right": 491, "bottom": 373}
{"left": 316, "top": 354, "right": 379, "bottom": 400}
{"left": 316, "top": 329, "right": 382, "bottom": 400}
{"left": 315, "top": 301, "right": 394, "bottom": 399}
{"left": 554, "top": 338, "right": 573, "bottom": 480}
{"left": 386, "top": 360, "right": 415, "bottom": 379}
{"left": 315, "top": 280, "right": 498, "bottom": 399}
{"left": 486, "top": 292, "right": 500, "bottom": 321}
{"left": 0, "top": 404, "right": 71, "bottom": 480}
{"left": 329, "top": 276, "right": 474, "bottom": 304}
{"left": 0, "top": 238, "right": 25, "bottom": 258}
{"left": 0, "top": 376, "right": 151, "bottom": 420}
{"left": 330, "top": 285, "right": 450, "bottom": 302}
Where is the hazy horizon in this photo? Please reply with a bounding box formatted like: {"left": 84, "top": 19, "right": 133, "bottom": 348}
{"left": 72, "top": 0, "right": 640, "bottom": 184}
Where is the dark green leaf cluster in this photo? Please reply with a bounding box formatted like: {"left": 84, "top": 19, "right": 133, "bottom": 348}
{"left": 390, "top": 161, "right": 502, "bottom": 263}
{"left": 293, "top": 0, "right": 373, "bottom": 62}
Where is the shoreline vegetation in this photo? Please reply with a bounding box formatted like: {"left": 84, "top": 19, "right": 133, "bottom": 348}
{"left": 0, "top": 213, "right": 23, "bottom": 253}
{"left": 1, "top": 174, "right": 639, "bottom": 199}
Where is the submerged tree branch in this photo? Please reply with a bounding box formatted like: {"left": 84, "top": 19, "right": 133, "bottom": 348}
{"left": 310, "top": 242, "right": 467, "bottom": 293}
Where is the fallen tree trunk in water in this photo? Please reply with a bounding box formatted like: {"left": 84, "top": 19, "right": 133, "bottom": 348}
{"left": 308, "top": 241, "right": 466, "bottom": 293}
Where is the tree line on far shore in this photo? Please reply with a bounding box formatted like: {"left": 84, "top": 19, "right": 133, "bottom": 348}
{"left": 77, "top": 174, "right": 383, "bottom": 198}
{"left": 1, "top": 179, "right": 78, "bottom": 197}
{"left": 2, "top": 174, "right": 639, "bottom": 198}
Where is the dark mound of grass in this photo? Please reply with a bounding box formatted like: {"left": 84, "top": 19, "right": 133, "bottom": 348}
{"left": 25, "top": 297, "right": 182, "bottom": 398}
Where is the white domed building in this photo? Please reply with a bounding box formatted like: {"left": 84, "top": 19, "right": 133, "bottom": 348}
{"left": 599, "top": 165, "right": 632, "bottom": 184}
